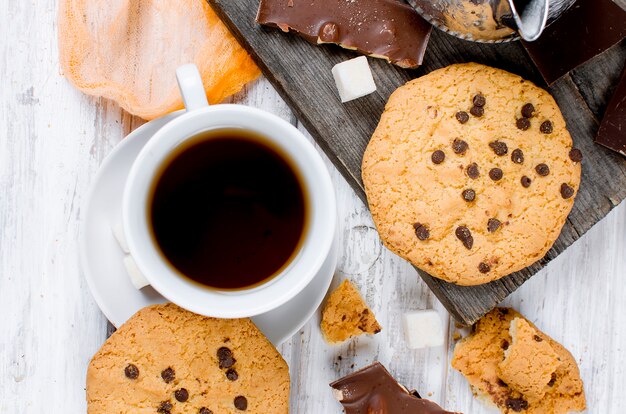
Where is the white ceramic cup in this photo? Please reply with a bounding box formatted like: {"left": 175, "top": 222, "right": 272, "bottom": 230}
{"left": 123, "top": 64, "right": 336, "bottom": 318}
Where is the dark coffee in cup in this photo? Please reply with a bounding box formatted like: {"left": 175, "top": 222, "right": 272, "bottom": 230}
{"left": 149, "top": 128, "right": 307, "bottom": 290}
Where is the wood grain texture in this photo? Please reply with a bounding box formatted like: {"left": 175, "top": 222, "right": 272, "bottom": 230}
{"left": 207, "top": 0, "right": 626, "bottom": 324}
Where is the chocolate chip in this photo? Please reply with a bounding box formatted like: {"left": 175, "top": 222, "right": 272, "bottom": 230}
{"left": 431, "top": 150, "right": 445, "bottom": 164}
{"left": 487, "top": 218, "right": 501, "bottom": 233}
{"left": 521, "top": 176, "right": 532, "bottom": 188}
{"left": 560, "top": 183, "right": 575, "bottom": 199}
{"left": 199, "top": 409, "right": 213, "bottom": 414}
{"left": 521, "top": 103, "right": 535, "bottom": 118}
{"left": 478, "top": 262, "right": 491, "bottom": 273}
{"left": 157, "top": 401, "right": 173, "bottom": 414}
{"left": 452, "top": 138, "right": 469, "bottom": 155}
{"left": 497, "top": 378, "right": 508, "bottom": 387}
{"left": 226, "top": 368, "right": 239, "bottom": 381}
{"left": 470, "top": 105, "right": 484, "bottom": 117}
{"left": 569, "top": 148, "right": 583, "bottom": 162}
{"left": 411, "top": 390, "right": 421, "bottom": 398}
{"left": 548, "top": 373, "right": 557, "bottom": 387}
{"left": 413, "top": 223, "right": 430, "bottom": 241}
{"left": 161, "top": 367, "right": 175, "bottom": 383}
{"left": 174, "top": 388, "right": 189, "bottom": 402}
{"left": 125, "top": 364, "right": 139, "bottom": 380}
{"left": 489, "top": 140, "right": 508, "bottom": 156}
{"left": 511, "top": 148, "right": 524, "bottom": 164}
{"left": 540, "top": 120, "right": 553, "bottom": 134}
{"left": 467, "top": 163, "right": 480, "bottom": 179}
{"left": 501, "top": 339, "right": 509, "bottom": 350}
{"left": 472, "top": 94, "right": 486, "bottom": 107}
{"left": 535, "top": 163, "right": 550, "bottom": 176}
{"left": 489, "top": 168, "right": 503, "bottom": 181}
{"left": 455, "top": 111, "right": 469, "bottom": 124}
{"left": 505, "top": 397, "right": 529, "bottom": 412}
{"left": 234, "top": 396, "right": 248, "bottom": 411}
{"left": 462, "top": 189, "right": 476, "bottom": 202}
{"left": 455, "top": 226, "right": 473, "bottom": 250}
{"left": 533, "top": 335, "right": 543, "bottom": 342}
{"left": 217, "top": 347, "right": 236, "bottom": 369}
{"left": 516, "top": 117, "right": 531, "bottom": 131}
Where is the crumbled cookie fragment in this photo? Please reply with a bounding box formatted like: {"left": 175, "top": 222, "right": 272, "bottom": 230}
{"left": 451, "top": 308, "right": 585, "bottom": 414}
{"left": 498, "top": 318, "right": 561, "bottom": 402}
{"left": 321, "top": 280, "right": 382, "bottom": 343}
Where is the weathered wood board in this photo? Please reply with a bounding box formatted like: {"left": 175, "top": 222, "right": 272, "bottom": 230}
{"left": 209, "top": 0, "right": 626, "bottom": 325}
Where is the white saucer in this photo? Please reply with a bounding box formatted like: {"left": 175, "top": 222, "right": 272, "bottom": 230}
{"left": 80, "top": 111, "right": 337, "bottom": 345}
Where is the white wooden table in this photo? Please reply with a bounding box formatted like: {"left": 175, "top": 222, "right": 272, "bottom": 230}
{"left": 1, "top": 3, "right": 625, "bottom": 412}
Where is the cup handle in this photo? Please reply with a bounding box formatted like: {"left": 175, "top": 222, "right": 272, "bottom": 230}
{"left": 176, "top": 64, "right": 210, "bottom": 111}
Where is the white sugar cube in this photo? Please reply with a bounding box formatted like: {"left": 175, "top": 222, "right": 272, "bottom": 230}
{"left": 111, "top": 221, "right": 130, "bottom": 253}
{"left": 403, "top": 310, "right": 445, "bottom": 349}
{"left": 123, "top": 255, "right": 150, "bottom": 290}
{"left": 331, "top": 56, "right": 377, "bottom": 103}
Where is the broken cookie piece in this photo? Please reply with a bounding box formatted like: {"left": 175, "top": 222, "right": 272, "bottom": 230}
{"left": 320, "top": 279, "right": 381, "bottom": 343}
{"left": 498, "top": 318, "right": 561, "bottom": 402}
{"left": 256, "top": 0, "right": 432, "bottom": 68}
{"left": 451, "top": 308, "right": 585, "bottom": 414}
{"left": 330, "top": 362, "right": 460, "bottom": 413}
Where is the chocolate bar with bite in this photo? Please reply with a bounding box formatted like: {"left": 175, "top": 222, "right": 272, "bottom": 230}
{"left": 330, "top": 362, "right": 460, "bottom": 413}
{"left": 256, "top": 0, "right": 432, "bottom": 68}
{"left": 595, "top": 64, "right": 626, "bottom": 156}
{"left": 522, "top": 0, "right": 626, "bottom": 85}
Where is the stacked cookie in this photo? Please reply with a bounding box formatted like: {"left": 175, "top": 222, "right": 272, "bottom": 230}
{"left": 362, "top": 63, "right": 582, "bottom": 285}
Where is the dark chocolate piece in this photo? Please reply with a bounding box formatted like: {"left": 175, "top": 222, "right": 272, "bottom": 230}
{"left": 516, "top": 118, "right": 530, "bottom": 131}
{"left": 125, "top": 364, "right": 139, "bottom": 380}
{"left": 413, "top": 223, "right": 430, "bottom": 241}
{"left": 521, "top": 176, "right": 532, "bottom": 188}
{"left": 330, "top": 362, "right": 459, "bottom": 414}
{"left": 256, "top": 0, "right": 432, "bottom": 68}
{"left": 521, "top": 103, "right": 535, "bottom": 119}
{"left": 452, "top": 138, "right": 468, "bottom": 155}
{"left": 161, "top": 367, "right": 175, "bottom": 383}
{"left": 487, "top": 218, "right": 501, "bottom": 233}
{"left": 489, "top": 141, "right": 508, "bottom": 156}
{"left": 431, "top": 150, "right": 445, "bottom": 164}
{"left": 234, "top": 396, "right": 248, "bottom": 410}
{"left": 157, "top": 401, "right": 173, "bottom": 414}
{"left": 455, "top": 226, "right": 473, "bottom": 250}
{"left": 462, "top": 189, "right": 476, "bottom": 202}
{"left": 467, "top": 163, "right": 480, "bottom": 179}
{"left": 489, "top": 168, "right": 503, "bottom": 181}
{"left": 595, "top": 64, "right": 626, "bottom": 157}
{"left": 478, "top": 262, "right": 491, "bottom": 273}
{"left": 522, "top": 0, "right": 626, "bottom": 85}
{"left": 470, "top": 105, "right": 484, "bottom": 117}
{"left": 199, "top": 408, "right": 213, "bottom": 414}
{"left": 511, "top": 148, "right": 524, "bottom": 164}
{"left": 540, "top": 120, "right": 553, "bottom": 134}
{"left": 455, "top": 111, "right": 469, "bottom": 124}
{"left": 175, "top": 388, "right": 189, "bottom": 402}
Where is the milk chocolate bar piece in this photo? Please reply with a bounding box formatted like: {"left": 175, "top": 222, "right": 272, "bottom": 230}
{"left": 595, "top": 65, "right": 626, "bottom": 156}
{"left": 522, "top": 0, "right": 626, "bottom": 85}
{"left": 256, "top": 0, "right": 432, "bottom": 68}
{"left": 330, "top": 362, "right": 460, "bottom": 413}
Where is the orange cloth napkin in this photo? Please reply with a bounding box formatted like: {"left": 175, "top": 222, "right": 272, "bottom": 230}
{"left": 58, "top": 0, "right": 260, "bottom": 120}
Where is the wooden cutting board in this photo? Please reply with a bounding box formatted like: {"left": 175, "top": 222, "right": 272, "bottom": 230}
{"left": 209, "top": 0, "right": 626, "bottom": 325}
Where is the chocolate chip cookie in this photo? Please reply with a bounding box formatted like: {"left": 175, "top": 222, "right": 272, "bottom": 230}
{"left": 362, "top": 63, "right": 582, "bottom": 285}
{"left": 451, "top": 308, "right": 585, "bottom": 413}
{"left": 86, "top": 304, "right": 289, "bottom": 413}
